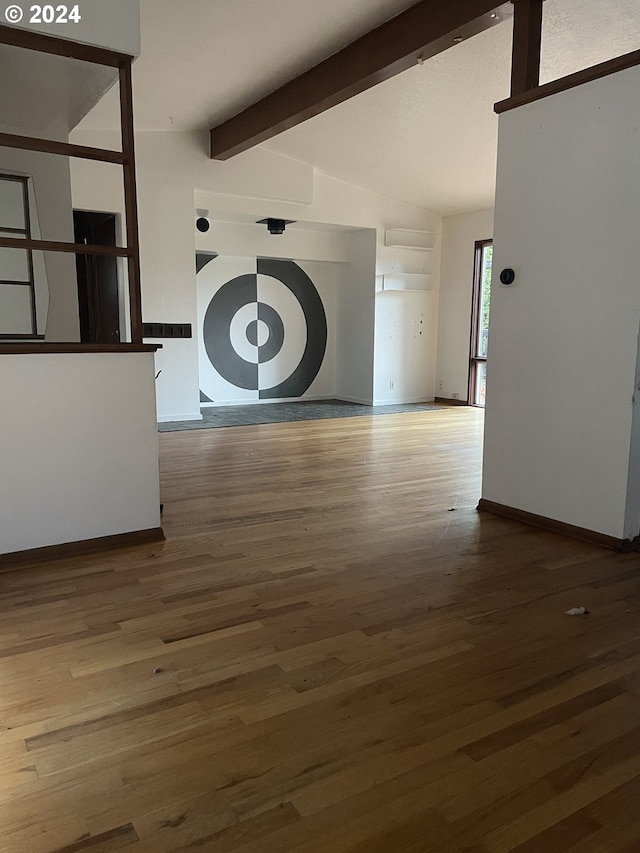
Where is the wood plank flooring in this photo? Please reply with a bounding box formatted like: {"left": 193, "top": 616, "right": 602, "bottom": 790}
{"left": 1, "top": 407, "right": 639, "bottom": 852}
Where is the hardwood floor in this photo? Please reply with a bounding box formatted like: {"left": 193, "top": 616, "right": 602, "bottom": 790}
{"left": 1, "top": 407, "right": 639, "bottom": 852}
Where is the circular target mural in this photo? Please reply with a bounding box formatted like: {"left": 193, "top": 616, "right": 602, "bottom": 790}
{"left": 197, "top": 256, "right": 327, "bottom": 401}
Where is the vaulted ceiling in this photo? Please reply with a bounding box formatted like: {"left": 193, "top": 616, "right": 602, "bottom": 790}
{"left": 79, "top": 0, "right": 640, "bottom": 215}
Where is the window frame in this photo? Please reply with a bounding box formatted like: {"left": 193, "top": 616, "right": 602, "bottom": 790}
{"left": 468, "top": 238, "right": 493, "bottom": 408}
{"left": 0, "top": 173, "right": 39, "bottom": 339}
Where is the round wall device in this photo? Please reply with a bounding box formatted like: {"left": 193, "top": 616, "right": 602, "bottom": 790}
{"left": 196, "top": 217, "right": 210, "bottom": 233}
{"left": 499, "top": 268, "right": 516, "bottom": 285}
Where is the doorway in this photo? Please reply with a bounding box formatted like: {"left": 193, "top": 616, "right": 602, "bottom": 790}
{"left": 73, "top": 210, "right": 120, "bottom": 344}
{"left": 468, "top": 239, "right": 492, "bottom": 407}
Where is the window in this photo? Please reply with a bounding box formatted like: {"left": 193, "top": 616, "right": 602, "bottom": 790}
{"left": 469, "top": 239, "right": 492, "bottom": 407}
{"left": 0, "top": 174, "right": 39, "bottom": 339}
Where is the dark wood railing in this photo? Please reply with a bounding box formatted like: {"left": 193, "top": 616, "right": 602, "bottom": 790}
{"left": 0, "top": 24, "right": 144, "bottom": 347}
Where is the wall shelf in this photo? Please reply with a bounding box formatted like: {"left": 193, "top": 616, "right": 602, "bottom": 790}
{"left": 380, "top": 273, "right": 433, "bottom": 292}
{"left": 384, "top": 229, "right": 438, "bottom": 251}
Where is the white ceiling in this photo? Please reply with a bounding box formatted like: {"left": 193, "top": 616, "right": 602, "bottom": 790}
{"left": 0, "top": 45, "right": 118, "bottom": 134}
{"left": 81, "top": 0, "right": 420, "bottom": 132}
{"left": 79, "top": 0, "right": 640, "bottom": 216}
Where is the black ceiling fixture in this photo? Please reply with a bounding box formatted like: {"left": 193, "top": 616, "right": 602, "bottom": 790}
{"left": 256, "top": 218, "right": 296, "bottom": 235}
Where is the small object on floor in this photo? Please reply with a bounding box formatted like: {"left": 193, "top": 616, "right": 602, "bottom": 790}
{"left": 153, "top": 667, "right": 163, "bottom": 674}
{"left": 447, "top": 508, "right": 456, "bottom": 512}
{"left": 565, "top": 606, "right": 589, "bottom": 616}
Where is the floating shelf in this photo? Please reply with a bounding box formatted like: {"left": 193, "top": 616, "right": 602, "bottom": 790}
{"left": 381, "top": 273, "right": 433, "bottom": 292}
{"left": 384, "top": 229, "right": 438, "bottom": 251}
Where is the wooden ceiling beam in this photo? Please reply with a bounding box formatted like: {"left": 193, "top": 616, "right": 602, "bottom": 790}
{"left": 209, "top": 0, "right": 513, "bottom": 160}
{"left": 510, "top": 0, "right": 544, "bottom": 95}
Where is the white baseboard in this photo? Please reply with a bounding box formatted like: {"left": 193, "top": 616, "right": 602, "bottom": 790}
{"left": 373, "top": 397, "right": 434, "bottom": 406}
{"left": 157, "top": 412, "right": 203, "bottom": 423}
{"left": 372, "top": 396, "right": 436, "bottom": 406}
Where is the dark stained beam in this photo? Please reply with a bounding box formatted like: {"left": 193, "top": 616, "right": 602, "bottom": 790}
{"left": 119, "top": 59, "right": 144, "bottom": 345}
{"left": 0, "top": 132, "right": 125, "bottom": 164}
{"left": 0, "top": 23, "right": 131, "bottom": 67}
{"left": 210, "top": 0, "right": 513, "bottom": 160}
{"left": 496, "top": 47, "right": 640, "bottom": 113}
{"left": 0, "top": 236, "right": 133, "bottom": 256}
{"left": 510, "top": 0, "right": 544, "bottom": 95}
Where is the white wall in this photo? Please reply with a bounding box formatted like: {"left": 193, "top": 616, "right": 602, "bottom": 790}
{"left": 1, "top": 126, "right": 80, "bottom": 341}
{"left": 436, "top": 208, "right": 494, "bottom": 401}
{"left": 303, "top": 259, "right": 338, "bottom": 399}
{"left": 0, "top": 352, "right": 160, "bottom": 555}
{"left": 195, "top": 218, "right": 351, "bottom": 264}
{"left": 2, "top": 0, "right": 140, "bottom": 56}
{"left": 374, "top": 290, "right": 436, "bottom": 404}
{"left": 339, "top": 229, "right": 376, "bottom": 403}
{"left": 374, "top": 226, "right": 441, "bottom": 405}
{"left": 71, "top": 129, "right": 441, "bottom": 418}
{"left": 483, "top": 66, "right": 640, "bottom": 540}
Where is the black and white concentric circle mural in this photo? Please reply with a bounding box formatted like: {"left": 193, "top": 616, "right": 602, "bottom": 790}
{"left": 196, "top": 255, "right": 328, "bottom": 403}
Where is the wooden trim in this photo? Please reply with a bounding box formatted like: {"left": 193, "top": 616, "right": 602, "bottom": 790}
{"left": 0, "top": 334, "right": 44, "bottom": 340}
{"left": 468, "top": 239, "right": 483, "bottom": 404}
{"left": 209, "top": 0, "right": 512, "bottom": 159}
{"left": 2, "top": 29, "right": 143, "bottom": 345}
{"left": 0, "top": 343, "right": 160, "bottom": 354}
{"left": 119, "top": 60, "right": 144, "bottom": 344}
{"left": 0, "top": 132, "right": 124, "bottom": 163}
{"left": 0, "top": 236, "right": 132, "bottom": 257}
{"left": 434, "top": 397, "right": 468, "bottom": 406}
{"left": 510, "top": 0, "right": 543, "bottom": 96}
{"left": 22, "top": 175, "right": 39, "bottom": 335}
{"left": 496, "top": 48, "right": 640, "bottom": 113}
{"left": 477, "top": 498, "right": 640, "bottom": 552}
{"left": 0, "top": 23, "right": 132, "bottom": 67}
{"left": 0, "top": 528, "right": 165, "bottom": 571}
{"left": 0, "top": 226, "right": 27, "bottom": 234}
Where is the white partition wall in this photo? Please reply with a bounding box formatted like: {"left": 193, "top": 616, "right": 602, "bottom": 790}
{"left": 0, "top": 352, "right": 161, "bottom": 555}
{"left": 482, "top": 65, "right": 640, "bottom": 542}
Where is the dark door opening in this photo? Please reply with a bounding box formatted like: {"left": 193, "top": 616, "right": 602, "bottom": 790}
{"left": 73, "top": 210, "right": 120, "bottom": 344}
